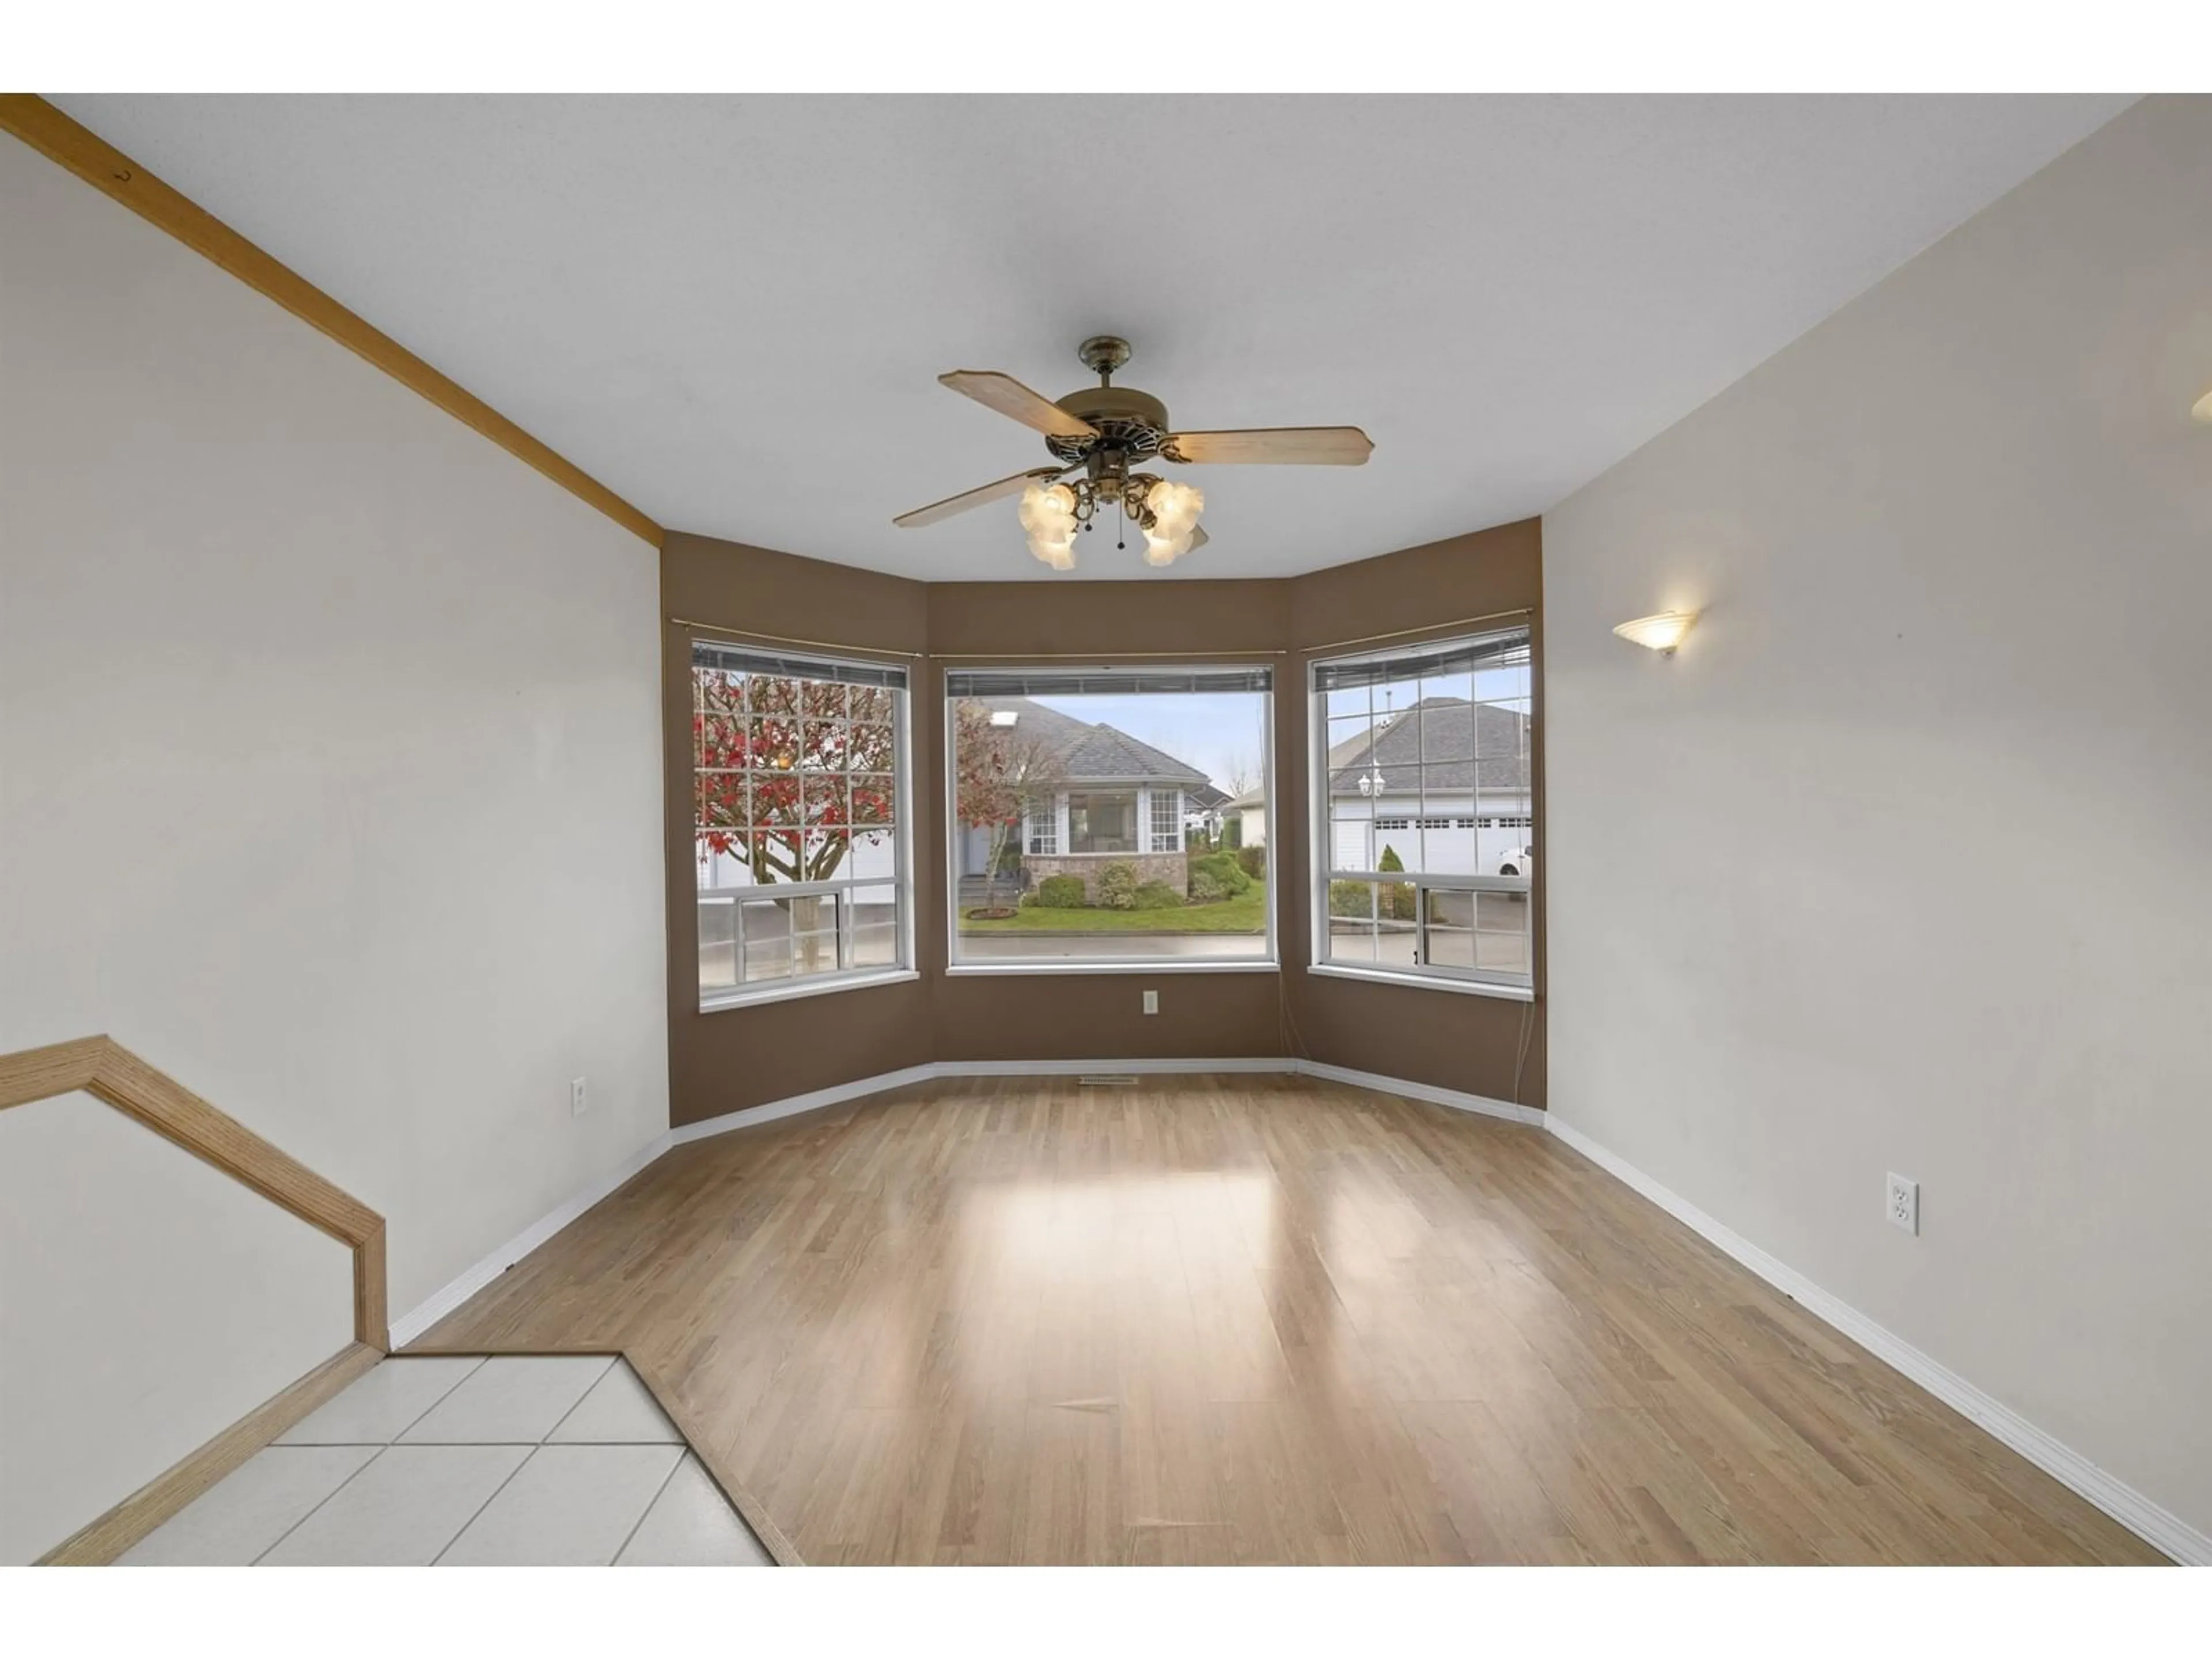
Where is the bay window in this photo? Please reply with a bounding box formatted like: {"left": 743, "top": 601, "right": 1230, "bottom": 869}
{"left": 947, "top": 667, "right": 1274, "bottom": 969}
{"left": 692, "top": 641, "right": 912, "bottom": 1006}
{"left": 1309, "top": 624, "right": 1535, "bottom": 997}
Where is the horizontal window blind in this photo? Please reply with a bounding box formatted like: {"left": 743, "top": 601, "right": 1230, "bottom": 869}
{"left": 1310, "top": 626, "right": 1528, "bottom": 691}
{"left": 945, "top": 667, "right": 1272, "bottom": 698}
{"left": 693, "top": 639, "right": 908, "bottom": 690}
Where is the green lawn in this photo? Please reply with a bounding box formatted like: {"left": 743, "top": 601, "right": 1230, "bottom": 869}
{"left": 960, "top": 882, "right": 1266, "bottom": 934}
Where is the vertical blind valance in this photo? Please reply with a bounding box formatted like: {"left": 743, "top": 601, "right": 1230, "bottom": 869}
{"left": 692, "top": 639, "right": 909, "bottom": 690}
{"left": 944, "top": 667, "right": 1272, "bottom": 698}
{"left": 1309, "top": 624, "right": 1528, "bottom": 691}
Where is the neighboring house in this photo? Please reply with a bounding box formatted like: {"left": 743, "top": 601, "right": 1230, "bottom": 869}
{"left": 1183, "top": 781, "right": 1232, "bottom": 840}
{"left": 1327, "top": 696, "right": 1532, "bottom": 876}
{"left": 1225, "top": 783, "right": 1266, "bottom": 850}
{"left": 1228, "top": 719, "right": 1369, "bottom": 850}
{"left": 959, "top": 697, "right": 1210, "bottom": 899}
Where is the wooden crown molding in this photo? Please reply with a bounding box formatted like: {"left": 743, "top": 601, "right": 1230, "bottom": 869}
{"left": 0, "top": 1033, "right": 389, "bottom": 1349}
{"left": 0, "top": 94, "right": 663, "bottom": 550}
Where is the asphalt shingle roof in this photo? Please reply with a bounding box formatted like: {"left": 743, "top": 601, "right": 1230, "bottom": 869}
{"left": 1327, "top": 696, "right": 1529, "bottom": 796}
{"left": 969, "top": 697, "right": 1210, "bottom": 787}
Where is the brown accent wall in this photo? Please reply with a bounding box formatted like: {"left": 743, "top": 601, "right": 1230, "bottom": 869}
{"left": 661, "top": 521, "right": 1544, "bottom": 1127}
{"left": 1285, "top": 519, "right": 1547, "bottom": 1107}
{"left": 662, "top": 533, "right": 933, "bottom": 1124}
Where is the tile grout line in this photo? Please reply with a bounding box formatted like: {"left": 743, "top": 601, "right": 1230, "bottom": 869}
{"left": 535, "top": 1355, "right": 623, "bottom": 1445}
{"left": 608, "top": 1449, "right": 692, "bottom": 1567}
{"left": 274, "top": 1438, "right": 687, "bottom": 1448}
{"left": 427, "top": 1445, "right": 543, "bottom": 1566}
{"left": 245, "top": 1355, "right": 482, "bottom": 1565}
{"left": 150, "top": 1355, "right": 687, "bottom": 1566}
{"left": 424, "top": 1357, "right": 616, "bottom": 1566}
{"left": 278, "top": 1353, "right": 486, "bottom": 1453}
{"left": 248, "top": 1444, "right": 388, "bottom": 1566}
{"left": 253, "top": 1355, "right": 503, "bottom": 1567}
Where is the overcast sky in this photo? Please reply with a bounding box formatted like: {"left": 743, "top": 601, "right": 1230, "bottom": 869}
{"left": 1033, "top": 665, "right": 1525, "bottom": 795}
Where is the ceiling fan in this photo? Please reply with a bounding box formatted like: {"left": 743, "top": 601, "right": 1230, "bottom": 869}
{"left": 892, "top": 335, "right": 1373, "bottom": 570}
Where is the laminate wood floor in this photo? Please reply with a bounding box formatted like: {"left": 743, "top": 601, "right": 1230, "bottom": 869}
{"left": 416, "top": 1075, "right": 2161, "bottom": 1565}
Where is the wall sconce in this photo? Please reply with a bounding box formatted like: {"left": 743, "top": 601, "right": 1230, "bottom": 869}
{"left": 1612, "top": 610, "right": 1699, "bottom": 655}
{"left": 2193, "top": 388, "right": 2212, "bottom": 423}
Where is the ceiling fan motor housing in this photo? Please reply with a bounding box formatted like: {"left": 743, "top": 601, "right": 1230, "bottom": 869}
{"left": 1046, "top": 387, "right": 1171, "bottom": 467}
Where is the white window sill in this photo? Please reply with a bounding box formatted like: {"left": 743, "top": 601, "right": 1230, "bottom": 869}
{"left": 699, "top": 967, "right": 919, "bottom": 1013}
{"left": 945, "top": 959, "right": 1279, "bottom": 977}
{"left": 1305, "top": 963, "right": 1536, "bottom": 1003}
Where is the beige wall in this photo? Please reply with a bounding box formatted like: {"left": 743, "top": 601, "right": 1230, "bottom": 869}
{"left": 662, "top": 524, "right": 1545, "bottom": 1123}
{"left": 1543, "top": 95, "right": 2212, "bottom": 1546}
{"left": 1, "top": 135, "right": 669, "bottom": 1558}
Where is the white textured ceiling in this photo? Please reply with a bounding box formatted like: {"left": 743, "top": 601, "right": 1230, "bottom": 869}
{"left": 57, "top": 94, "right": 2130, "bottom": 580}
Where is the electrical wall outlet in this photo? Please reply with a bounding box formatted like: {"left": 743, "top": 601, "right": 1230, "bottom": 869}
{"left": 571, "top": 1076, "right": 589, "bottom": 1118}
{"left": 1886, "top": 1172, "right": 1918, "bottom": 1235}
{"left": 1142, "top": 989, "right": 1159, "bottom": 1014}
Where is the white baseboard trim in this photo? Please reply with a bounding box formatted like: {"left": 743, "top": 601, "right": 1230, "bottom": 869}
{"left": 1545, "top": 1115, "right": 2209, "bottom": 1567}
{"left": 940, "top": 1056, "right": 1297, "bottom": 1078}
{"left": 388, "top": 1128, "right": 674, "bottom": 1349}
{"left": 1295, "top": 1059, "right": 1547, "bottom": 1126}
{"left": 667, "top": 1063, "right": 940, "bottom": 1146}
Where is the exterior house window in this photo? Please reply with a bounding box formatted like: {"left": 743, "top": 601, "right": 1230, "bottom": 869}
{"left": 947, "top": 668, "right": 1274, "bottom": 969}
{"left": 1024, "top": 797, "right": 1057, "bottom": 855}
{"left": 1310, "top": 624, "right": 1534, "bottom": 998}
{"left": 1067, "top": 790, "right": 1139, "bottom": 853}
{"left": 692, "top": 640, "right": 912, "bottom": 1007}
{"left": 1150, "top": 788, "right": 1182, "bottom": 853}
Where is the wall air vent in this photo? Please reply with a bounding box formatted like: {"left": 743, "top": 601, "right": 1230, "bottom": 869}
{"left": 1078, "top": 1075, "right": 1140, "bottom": 1087}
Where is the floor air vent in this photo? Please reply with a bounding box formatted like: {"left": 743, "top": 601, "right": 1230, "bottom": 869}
{"left": 1078, "top": 1074, "right": 1141, "bottom": 1087}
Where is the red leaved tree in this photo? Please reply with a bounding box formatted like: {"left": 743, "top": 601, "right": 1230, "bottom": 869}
{"left": 952, "top": 699, "right": 1067, "bottom": 914}
{"left": 695, "top": 669, "right": 897, "bottom": 969}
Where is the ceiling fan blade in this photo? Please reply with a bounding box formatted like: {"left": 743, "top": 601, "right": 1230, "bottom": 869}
{"left": 939, "top": 371, "right": 1099, "bottom": 440}
{"left": 1165, "top": 427, "right": 1374, "bottom": 465}
{"left": 892, "top": 467, "right": 1065, "bottom": 529}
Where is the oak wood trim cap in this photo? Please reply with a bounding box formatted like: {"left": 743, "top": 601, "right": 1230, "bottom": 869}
{"left": 0, "top": 94, "right": 663, "bottom": 550}
{"left": 0, "top": 1034, "right": 389, "bottom": 1348}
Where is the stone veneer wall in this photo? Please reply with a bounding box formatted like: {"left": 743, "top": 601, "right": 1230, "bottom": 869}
{"left": 1024, "top": 852, "right": 1188, "bottom": 902}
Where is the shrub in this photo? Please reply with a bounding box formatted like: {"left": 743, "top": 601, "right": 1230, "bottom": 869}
{"left": 1328, "top": 880, "right": 1376, "bottom": 918}
{"left": 1189, "top": 868, "right": 1232, "bottom": 903}
{"left": 1131, "top": 880, "right": 1184, "bottom": 911}
{"left": 1097, "top": 861, "right": 1139, "bottom": 911}
{"left": 1188, "top": 849, "right": 1252, "bottom": 897}
{"left": 1377, "top": 844, "right": 1415, "bottom": 921}
{"left": 1034, "top": 874, "right": 1088, "bottom": 909}
{"left": 1236, "top": 844, "right": 1267, "bottom": 881}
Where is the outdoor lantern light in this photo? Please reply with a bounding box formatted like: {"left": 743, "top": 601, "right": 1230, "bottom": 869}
{"left": 1612, "top": 610, "right": 1700, "bottom": 655}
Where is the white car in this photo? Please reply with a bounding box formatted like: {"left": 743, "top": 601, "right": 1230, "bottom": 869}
{"left": 1496, "top": 845, "right": 1535, "bottom": 878}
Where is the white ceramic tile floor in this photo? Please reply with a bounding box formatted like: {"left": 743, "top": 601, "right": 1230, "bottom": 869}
{"left": 118, "top": 1445, "right": 379, "bottom": 1566}
{"left": 618, "top": 1455, "right": 774, "bottom": 1566}
{"left": 276, "top": 1355, "right": 485, "bottom": 1444}
{"left": 439, "top": 1444, "right": 683, "bottom": 1565}
{"left": 399, "top": 1354, "right": 615, "bottom": 1444}
{"left": 118, "top": 1356, "right": 773, "bottom": 1566}
{"left": 548, "top": 1360, "right": 683, "bottom": 1444}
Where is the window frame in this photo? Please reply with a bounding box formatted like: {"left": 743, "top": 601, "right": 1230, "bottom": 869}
{"left": 1306, "top": 626, "right": 1536, "bottom": 1003}
{"left": 693, "top": 639, "right": 918, "bottom": 1013}
{"left": 944, "top": 666, "right": 1278, "bottom": 976}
